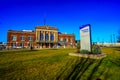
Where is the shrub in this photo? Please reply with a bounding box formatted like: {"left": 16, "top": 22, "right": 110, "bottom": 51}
{"left": 92, "top": 44, "right": 101, "bottom": 54}
{"left": 80, "top": 49, "right": 89, "bottom": 54}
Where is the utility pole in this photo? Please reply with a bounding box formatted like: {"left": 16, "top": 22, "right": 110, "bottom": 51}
{"left": 113, "top": 34, "right": 115, "bottom": 45}
{"left": 110, "top": 35, "right": 112, "bottom": 44}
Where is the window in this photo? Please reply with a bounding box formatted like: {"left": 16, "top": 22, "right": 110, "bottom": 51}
{"left": 40, "top": 33, "right": 43, "bottom": 41}
{"left": 66, "top": 38, "right": 68, "bottom": 42}
{"left": 28, "top": 36, "right": 32, "bottom": 41}
{"left": 50, "top": 34, "right": 54, "bottom": 41}
{"left": 20, "top": 36, "right": 25, "bottom": 40}
{"left": 12, "top": 36, "right": 17, "bottom": 41}
{"left": 45, "top": 34, "right": 49, "bottom": 41}
{"left": 60, "top": 38, "right": 63, "bottom": 42}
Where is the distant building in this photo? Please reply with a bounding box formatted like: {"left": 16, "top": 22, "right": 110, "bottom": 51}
{"left": 6, "top": 26, "right": 75, "bottom": 48}
{"left": 97, "top": 42, "right": 120, "bottom": 47}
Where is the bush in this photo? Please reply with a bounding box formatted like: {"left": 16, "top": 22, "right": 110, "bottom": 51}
{"left": 92, "top": 44, "right": 101, "bottom": 54}
{"left": 80, "top": 49, "right": 89, "bottom": 54}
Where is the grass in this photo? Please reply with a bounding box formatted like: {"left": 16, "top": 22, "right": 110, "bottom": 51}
{"left": 0, "top": 48, "right": 120, "bottom": 80}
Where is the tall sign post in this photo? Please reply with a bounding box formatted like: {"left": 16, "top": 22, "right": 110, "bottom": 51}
{"left": 80, "top": 24, "right": 92, "bottom": 52}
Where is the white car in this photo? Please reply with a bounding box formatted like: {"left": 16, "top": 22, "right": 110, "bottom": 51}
{"left": 13, "top": 46, "right": 22, "bottom": 49}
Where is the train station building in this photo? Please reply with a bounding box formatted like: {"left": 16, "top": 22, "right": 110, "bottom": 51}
{"left": 6, "top": 25, "right": 75, "bottom": 48}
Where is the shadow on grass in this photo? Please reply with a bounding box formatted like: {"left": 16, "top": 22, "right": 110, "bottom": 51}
{"left": 56, "top": 57, "right": 95, "bottom": 80}
{"left": 69, "top": 58, "right": 94, "bottom": 80}
{"left": 56, "top": 57, "right": 105, "bottom": 80}
{"left": 87, "top": 58, "right": 104, "bottom": 80}
{"left": 56, "top": 60, "right": 73, "bottom": 80}
{"left": 109, "top": 59, "right": 120, "bottom": 67}
{"left": 65, "top": 57, "right": 85, "bottom": 80}
{"left": 75, "top": 59, "right": 94, "bottom": 80}
{"left": 56, "top": 58, "right": 83, "bottom": 80}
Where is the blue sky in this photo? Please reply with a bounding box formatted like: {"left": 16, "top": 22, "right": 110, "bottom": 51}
{"left": 0, "top": 0, "right": 120, "bottom": 43}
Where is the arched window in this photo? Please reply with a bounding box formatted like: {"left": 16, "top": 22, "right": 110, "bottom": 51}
{"left": 45, "top": 34, "right": 49, "bottom": 41}
{"left": 50, "top": 34, "right": 54, "bottom": 41}
{"left": 40, "top": 33, "right": 44, "bottom": 41}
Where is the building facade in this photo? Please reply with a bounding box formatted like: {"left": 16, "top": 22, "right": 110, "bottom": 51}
{"left": 58, "top": 33, "right": 75, "bottom": 48}
{"left": 35, "top": 26, "right": 58, "bottom": 48}
{"left": 6, "top": 26, "right": 75, "bottom": 48}
{"left": 6, "top": 30, "right": 36, "bottom": 48}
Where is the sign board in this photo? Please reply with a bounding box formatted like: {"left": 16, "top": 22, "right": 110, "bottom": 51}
{"left": 80, "top": 24, "right": 92, "bottom": 52}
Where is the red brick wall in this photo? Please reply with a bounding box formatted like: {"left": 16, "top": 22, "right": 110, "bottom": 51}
{"left": 6, "top": 30, "right": 36, "bottom": 47}
{"left": 58, "top": 34, "right": 76, "bottom": 47}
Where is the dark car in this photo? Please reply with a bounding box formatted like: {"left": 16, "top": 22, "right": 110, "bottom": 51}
{"left": 0, "top": 45, "right": 6, "bottom": 50}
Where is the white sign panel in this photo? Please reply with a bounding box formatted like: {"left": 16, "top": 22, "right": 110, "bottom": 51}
{"left": 80, "top": 24, "right": 92, "bottom": 52}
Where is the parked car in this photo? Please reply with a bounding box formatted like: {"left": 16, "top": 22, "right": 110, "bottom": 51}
{"left": 0, "top": 45, "right": 6, "bottom": 50}
{"left": 12, "top": 46, "right": 23, "bottom": 49}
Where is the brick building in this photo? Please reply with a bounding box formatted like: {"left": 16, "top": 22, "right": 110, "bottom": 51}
{"left": 6, "top": 26, "right": 75, "bottom": 48}
{"left": 6, "top": 30, "right": 36, "bottom": 48}
{"left": 58, "top": 33, "right": 75, "bottom": 47}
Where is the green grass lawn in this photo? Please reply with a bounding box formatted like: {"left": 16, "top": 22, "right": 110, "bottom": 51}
{"left": 0, "top": 48, "right": 120, "bottom": 80}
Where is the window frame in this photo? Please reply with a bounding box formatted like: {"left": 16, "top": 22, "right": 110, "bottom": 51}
{"left": 28, "top": 36, "right": 32, "bottom": 41}
{"left": 40, "top": 33, "right": 44, "bottom": 41}
{"left": 50, "top": 33, "right": 54, "bottom": 41}
{"left": 12, "top": 35, "right": 17, "bottom": 41}
{"left": 20, "top": 36, "right": 25, "bottom": 41}
{"left": 45, "top": 34, "right": 49, "bottom": 41}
